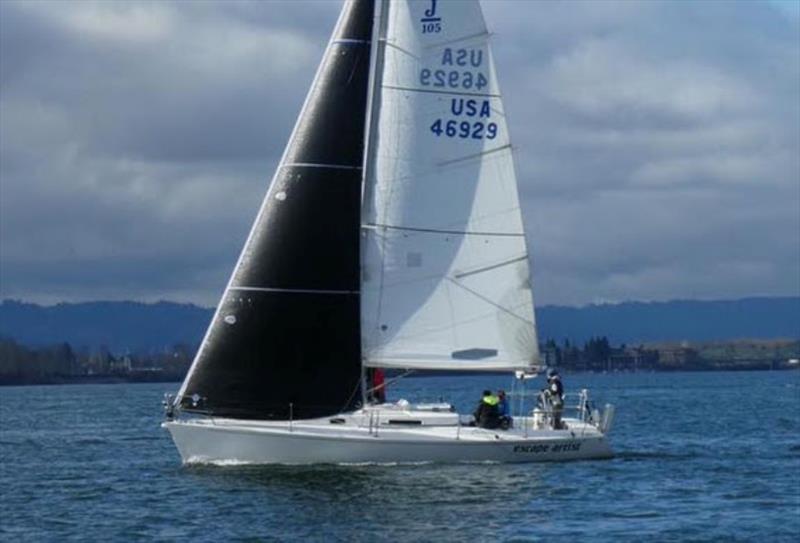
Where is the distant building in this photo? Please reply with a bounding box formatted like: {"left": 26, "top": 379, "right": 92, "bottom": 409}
{"left": 649, "top": 343, "right": 700, "bottom": 368}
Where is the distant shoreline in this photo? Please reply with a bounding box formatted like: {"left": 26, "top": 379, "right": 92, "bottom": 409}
{"left": 1, "top": 365, "right": 797, "bottom": 387}
{"left": 0, "top": 373, "right": 183, "bottom": 387}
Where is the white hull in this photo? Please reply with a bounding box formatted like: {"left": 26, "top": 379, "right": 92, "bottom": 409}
{"left": 163, "top": 409, "right": 612, "bottom": 465}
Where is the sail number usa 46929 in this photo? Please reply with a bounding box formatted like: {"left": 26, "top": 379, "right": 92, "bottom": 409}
{"left": 422, "top": 47, "right": 498, "bottom": 140}
{"left": 419, "top": 48, "right": 487, "bottom": 91}
{"left": 430, "top": 99, "right": 497, "bottom": 140}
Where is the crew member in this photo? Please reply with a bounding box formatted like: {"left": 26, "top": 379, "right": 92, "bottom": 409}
{"left": 367, "top": 368, "right": 387, "bottom": 404}
{"left": 473, "top": 389, "right": 501, "bottom": 429}
{"left": 372, "top": 368, "right": 386, "bottom": 404}
{"left": 497, "top": 389, "right": 512, "bottom": 429}
{"left": 546, "top": 369, "right": 565, "bottom": 429}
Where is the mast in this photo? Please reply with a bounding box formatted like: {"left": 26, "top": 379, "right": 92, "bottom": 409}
{"left": 177, "top": 0, "right": 376, "bottom": 420}
{"left": 358, "top": 0, "right": 390, "bottom": 402}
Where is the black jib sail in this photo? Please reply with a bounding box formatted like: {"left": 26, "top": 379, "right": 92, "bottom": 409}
{"left": 178, "top": 0, "right": 374, "bottom": 420}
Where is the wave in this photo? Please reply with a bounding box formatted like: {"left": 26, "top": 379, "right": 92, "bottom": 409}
{"left": 0, "top": 437, "right": 42, "bottom": 448}
{"left": 337, "top": 460, "right": 434, "bottom": 467}
{"left": 604, "top": 510, "right": 663, "bottom": 519}
{"left": 185, "top": 457, "right": 255, "bottom": 467}
{"left": 614, "top": 450, "right": 705, "bottom": 461}
{"left": 73, "top": 438, "right": 108, "bottom": 445}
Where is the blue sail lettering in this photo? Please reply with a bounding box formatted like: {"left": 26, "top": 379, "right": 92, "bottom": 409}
{"left": 450, "top": 99, "right": 491, "bottom": 118}
{"left": 424, "top": 0, "right": 437, "bottom": 18}
{"left": 470, "top": 50, "right": 483, "bottom": 67}
{"left": 443, "top": 48, "right": 483, "bottom": 68}
{"left": 466, "top": 100, "right": 477, "bottom": 116}
{"left": 421, "top": 1, "right": 441, "bottom": 34}
{"left": 442, "top": 48, "right": 453, "bottom": 66}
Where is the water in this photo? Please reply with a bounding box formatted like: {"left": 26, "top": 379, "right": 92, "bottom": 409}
{"left": 1, "top": 371, "right": 798, "bottom": 542}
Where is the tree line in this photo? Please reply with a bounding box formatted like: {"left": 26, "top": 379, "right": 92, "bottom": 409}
{"left": 0, "top": 336, "right": 797, "bottom": 385}
{"left": 0, "top": 338, "right": 193, "bottom": 385}
{"left": 542, "top": 336, "right": 799, "bottom": 372}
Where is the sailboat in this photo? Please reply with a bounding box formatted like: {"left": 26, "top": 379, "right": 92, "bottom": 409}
{"left": 163, "top": 0, "right": 615, "bottom": 464}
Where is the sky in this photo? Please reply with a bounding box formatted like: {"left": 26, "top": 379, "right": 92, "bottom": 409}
{"left": 0, "top": 0, "right": 798, "bottom": 308}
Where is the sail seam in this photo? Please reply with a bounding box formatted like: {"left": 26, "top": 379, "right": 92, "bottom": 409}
{"left": 438, "top": 144, "right": 512, "bottom": 167}
{"left": 382, "top": 85, "right": 500, "bottom": 98}
{"left": 228, "top": 286, "right": 358, "bottom": 295}
{"left": 363, "top": 223, "right": 524, "bottom": 237}
{"left": 453, "top": 255, "right": 528, "bottom": 279}
{"left": 427, "top": 31, "right": 491, "bottom": 50}
{"left": 444, "top": 277, "right": 534, "bottom": 327}
{"left": 382, "top": 40, "right": 421, "bottom": 60}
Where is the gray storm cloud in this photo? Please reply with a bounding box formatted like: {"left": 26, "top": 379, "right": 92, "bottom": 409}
{"left": 1, "top": 0, "right": 798, "bottom": 307}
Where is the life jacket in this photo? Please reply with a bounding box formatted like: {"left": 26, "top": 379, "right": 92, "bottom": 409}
{"left": 476, "top": 395, "right": 501, "bottom": 429}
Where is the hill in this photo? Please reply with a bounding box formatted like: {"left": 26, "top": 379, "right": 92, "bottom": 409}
{"left": 537, "top": 297, "right": 800, "bottom": 345}
{"left": 0, "top": 300, "right": 211, "bottom": 352}
{"left": 0, "top": 297, "right": 797, "bottom": 352}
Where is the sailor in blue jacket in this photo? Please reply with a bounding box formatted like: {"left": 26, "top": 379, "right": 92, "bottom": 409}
{"left": 497, "top": 390, "right": 512, "bottom": 429}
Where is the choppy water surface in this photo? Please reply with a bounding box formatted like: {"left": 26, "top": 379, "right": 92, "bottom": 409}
{"left": 1, "top": 371, "right": 799, "bottom": 541}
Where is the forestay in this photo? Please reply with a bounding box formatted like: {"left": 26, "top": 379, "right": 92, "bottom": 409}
{"left": 361, "top": 0, "right": 539, "bottom": 371}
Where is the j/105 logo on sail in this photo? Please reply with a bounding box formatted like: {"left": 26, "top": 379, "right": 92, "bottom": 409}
{"left": 421, "top": 0, "right": 442, "bottom": 34}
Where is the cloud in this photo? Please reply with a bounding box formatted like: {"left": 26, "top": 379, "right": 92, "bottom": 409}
{"left": 546, "top": 39, "right": 756, "bottom": 121}
{"left": 1, "top": 0, "right": 798, "bottom": 307}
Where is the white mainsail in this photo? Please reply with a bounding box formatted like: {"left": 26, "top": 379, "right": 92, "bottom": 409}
{"left": 361, "top": 0, "right": 539, "bottom": 371}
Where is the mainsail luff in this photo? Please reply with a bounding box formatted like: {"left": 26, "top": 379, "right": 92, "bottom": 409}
{"left": 177, "top": 0, "right": 375, "bottom": 420}
{"left": 360, "top": 0, "right": 540, "bottom": 371}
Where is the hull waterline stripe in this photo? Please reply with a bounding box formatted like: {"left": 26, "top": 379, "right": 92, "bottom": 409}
{"left": 363, "top": 223, "right": 525, "bottom": 237}
{"left": 228, "top": 286, "right": 359, "bottom": 295}
{"left": 382, "top": 85, "right": 500, "bottom": 99}
{"left": 281, "top": 162, "right": 363, "bottom": 171}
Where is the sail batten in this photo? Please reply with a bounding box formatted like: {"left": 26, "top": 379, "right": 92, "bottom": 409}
{"left": 363, "top": 223, "right": 525, "bottom": 237}
{"left": 280, "top": 163, "right": 363, "bottom": 170}
{"left": 382, "top": 84, "right": 501, "bottom": 98}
